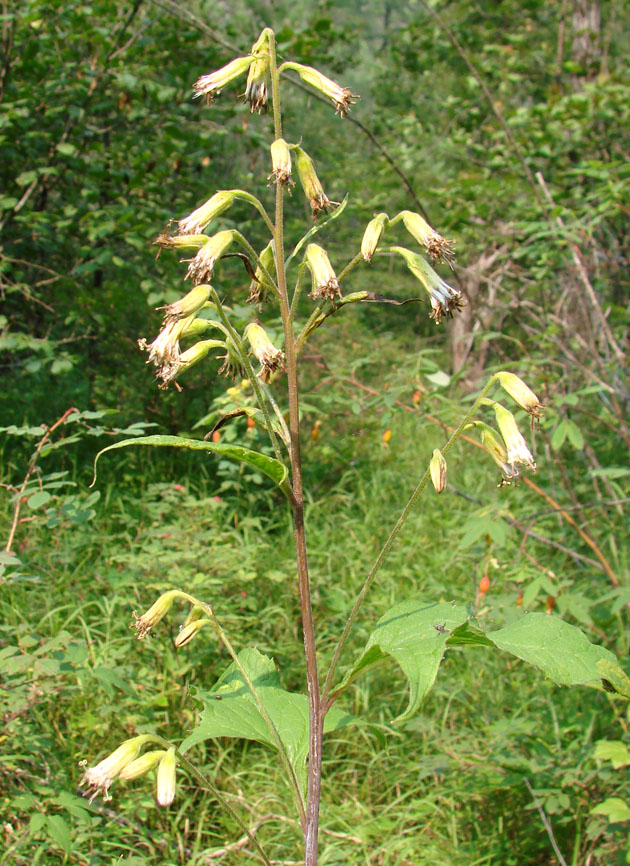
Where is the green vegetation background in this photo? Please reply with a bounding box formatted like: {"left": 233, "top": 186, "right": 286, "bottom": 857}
{"left": 1, "top": 1, "right": 629, "bottom": 863}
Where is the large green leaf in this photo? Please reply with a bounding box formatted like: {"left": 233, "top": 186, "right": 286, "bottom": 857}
{"left": 180, "top": 648, "right": 356, "bottom": 791}
{"left": 91, "top": 435, "right": 290, "bottom": 496}
{"left": 338, "top": 600, "right": 470, "bottom": 722}
{"left": 338, "top": 601, "right": 630, "bottom": 723}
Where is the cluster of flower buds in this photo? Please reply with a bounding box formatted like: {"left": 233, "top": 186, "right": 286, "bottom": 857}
{"left": 80, "top": 734, "right": 177, "bottom": 807}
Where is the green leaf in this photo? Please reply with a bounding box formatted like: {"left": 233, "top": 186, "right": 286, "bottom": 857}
{"left": 565, "top": 419, "right": 584, "bottom": 449}
{"left": 551, "top": 420, "right": 568, "bottom": 450}
{"left": 594, "top": 740, "right": 630, "bottom": 769}
{"left": 56, "top": 142, "right": 77, "bottom": 157}
{"left": 487, "top": 614, "right": 630, "bottom": 696}
{"left": 91, "top": 435, "right": 290, "bottom": 496}
{"left": 591, "top": 797, "right": 630, "bottom": 823}
{"left": 180, "top": 648, "right": 355, "bottom": 791}
{"left": 27, "top": 491, "right": 52, "bottom": 509}
{"left": 46, "top": 815, "right": 71, "bottom": 854}
{"left": 338, "top": 600, "right": 470, "bottom": 721}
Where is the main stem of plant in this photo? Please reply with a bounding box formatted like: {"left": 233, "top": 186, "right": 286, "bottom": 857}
{"left": 267, "top": 32, "right": 322, "bottom": 866}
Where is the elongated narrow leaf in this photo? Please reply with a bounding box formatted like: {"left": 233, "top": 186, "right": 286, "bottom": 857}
{"left": 338, "top": 600, "right": 470, "bottom": 722}
{"left": 286, "top": 195, "right": 349, "bottom": 267}
{"left": 91, "top": 435, "right": 290, "bottom": 496}
{"left": 339, "top": 601, "right": 630, "bottom": 723}
{"left": 180, "top": 648, "right": 355, "bottom": 791}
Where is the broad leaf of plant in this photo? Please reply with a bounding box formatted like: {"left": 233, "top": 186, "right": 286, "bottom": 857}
{"left": 180, "top": 648, "right": 356, "bottom": 791}
{"left": 91, "top": 435, "right": 290, "bottom": 496}
{"left": 339, "top": 602, "right": 630, "bottom": 723}
{"left": 338, "top": 601, "right": 470, "bottom": 722}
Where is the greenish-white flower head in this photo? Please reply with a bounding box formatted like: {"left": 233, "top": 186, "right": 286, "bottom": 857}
{"left": 305, "top": 243, "right": 341, "bottom": 301}
{"left": 178, "top": 191, "right": 236, "bottom": 235}
{"left": 248, "top": 241, "right": 277, "bottom": 305}
{"left": 132, "top": 589, "right": 185, "bottom": 638}
{"left": 159, "top": 284, "right": 212, "bottom": 325}
{"left": 496, "top": 372, "right": 544, "bottom": 423}
{"left": 119, "top": 749, "right": 167, "bottom": 781}
{"left": 193, "top": 56, "right": 255, "bottom": 102}
{"left": 242, "top": 31, "right": 270, "bottom": 113}
{"left": 244, "top": 322, "right": 285, "bottom": 379}
{"left": 80, "top": 734, "right": 155, "bottom": 803}
{"left": 282, "top": 62, "right": 358, "bottom": 117}
{"left": 494, "top": 404, "right": 536, "bottom": 471}
{"left": 391, "top": 246, "right": 464, "bottom": 323}
{"left": 400, "top": 210, "right": 455, "bottom": 266}
{"left": 481, "top": 428, "right": 520, "bottom": 486}
{"left": 429, "top": 448, "right": 447, "bottom": 494}
{"left": 361, "top": 213, "right": 388, "bottom": 263}
{"left": 294, "top": 147, "right": 337, "bottom": 219}
{"left": 156, "top": 747, "right": 177, "bottom": 807}
{"left": 174, "top": 618, "right": 210, "bottom": 648}
{"left": 268, "top": 138, "right": 294, "bottom": 188}
{"left": 186, "top": 230, "right": 235, "bottom": 285}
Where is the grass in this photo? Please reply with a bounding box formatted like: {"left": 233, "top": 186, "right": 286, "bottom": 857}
{"left": 1, "top": 361, "right": 629, "bottom": 866}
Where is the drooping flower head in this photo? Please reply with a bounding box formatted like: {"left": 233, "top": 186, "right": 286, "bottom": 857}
{"left": 429, "top": 449, "right": 447, "bottom": 494}
{"left": 80, "top": 734, "right": 155, "bottom": 803}
{"left": 242, "top": 31, "right": 270, "bottom": 113}
{"left": 244, "top": 322, "right": 285, "bottom": 379}
{"left": 495, "top": 372, "right": 545, "bottom": 426}
{"left": 294, "top": 147, "right": 338, "bottom": 219}
{"left": 268, "top": 139, "right": 294, "bottom": 188}
{"left": 399, "top": 210, "right": 455, "bottom": 266}
{"left": 156, "top": 747, "right": 177, "bottom": 807}
{"left": 391, "top": 246, "right": 464, "bottom": 323}
{"left": 493, "top": 404, "right": 536, "bottom": 471}
{"left": 281, "top": 62, "right": 359, "bottom": 117}
{"left": 247, "top": 241, "right": 277, "bottom": 305}
{"left": 193, "top": 56, "right": 255, "bottom": 102}
{"left": 305, "top": 244, "right": 341, "bottom": 302}
{"left": 186, "top": 230, "right": 235, "bottom": 285}
{"left": 361, "top": 213, "right": 389, "bottom": 263}
{"left": 158, "top": 284, "right": 212, "bottom": 325}
{"left": 481, "top": 428, "right": 520, "bottom": 487}
{"left": 178, "top": 191, "right": 236, "bottom": 236}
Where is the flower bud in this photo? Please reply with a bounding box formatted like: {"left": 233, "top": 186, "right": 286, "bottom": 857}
{"left": 248, "top": 241, "right": 277, "bottom": 304}
{"left": 481, "top": 428, "right": 519, "bottom": 486}
{"left": 119, "top": 749, "right": 167, "bottom": 781}
{"left": 268, "top": 139, "right": 294, "bottom": 188}
{"left": 361, "top": 213, "right": 388, "bottom": 263}
{"left": 186, "top": 230, "right": 235, "bottom": 285}
{"left": 495, "top": 372, "right": 544, "bottom": 422}
{"left": 294, "top": 147, "right": 337, "bottom": 219}
{"left": 400, "top": 211, "right": 455, "bottom": 266}
{"left": 242, "top": 32, "right": 270, "bottom": 113}
{"left": 178, "top": 191, "right": 236, "bottom": 235}
{"left": 132, "top": 590, "right": 183, "bottom": 638}
{"left": 305, "top": 243, "right": 341, "bottom": 301}
{"left": 281, "top": 62, "right": 359, "bottom": 116}
{"left": 156, "top": 747, "right": 177, "bottom": 807}
{"left": 80, "top": 734, "right": 155, "bottom": 802}
{"left": 493, "top": 404, "right": 536, "bottom": 471}
{"left": 391, "top": 246, "right": 464, "bottom": 323}
{"left": 193, "top": 56, "right": 256, "bottom": 102}
{"left": 429, "top": 449, "right": 447, "bottom": 493}
{"left": 154, "top": 233, "right": 208, "bottom": 251}
{"left": 244, "top": 323, "right": 285, "bottom": 378}
{"left": 174, "top": 617, "right": 210, "bottom": 648}
{"left": 159, "top": 285, "right": 212, "bottom": 324}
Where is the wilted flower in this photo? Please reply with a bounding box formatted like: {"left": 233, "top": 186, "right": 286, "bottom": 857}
{"left": 429, "top": 449, "right": 447, "bottom": 493}
{"left": 361, "top": 213, "right": 388, "bottom": 263}
{"left": 193, "top": 56, "right": 255, "bottom": 102}
{"left": 80, "top": 734, "right": 155, "bottom": 803}
{"left": 391, "top": 246, "right": 464, "bottom": 323}
{"left": 119, "top": 750, "right": 167, "bottom": 781}
{"left": 400, "top": 211, "right": 455, "bottom": 266}
{"left": 247, "top": 241, "right": 277, "bottom": 304}
{"left": 178, "top": 191, "right": 236, "bottom": 235}
{"left": 305, "top": 243, "right": 341, "bottom": 301}
{"left": 159, "top": 285, "right": 212, "bottom": 325}
{"left": 494, "top": 404, "right": 536, "bottom": 471}
{"left": 294, "top": 147, "right": 338, "bottom": 219}
{"left": 495, "top": 372, "right": 544, "bottom": 424}
{"left": 138, "top": 316, "right": 195, "bottom": 383}
{"left": 156, "top": 747, "right": 177, "bottom": 807}
{"left": 154, "top": 233, "right": 208, "bottom": 251}
{"left": 481, "top": 428, "right": 520, "bottom": 486}
{"left": 281, "top": 61, "right": 359, "bottom": 117}
{"left": 186, "top": 230, "right": 235, "bottom": 284}
{"left": 244, "top": 323, "right": 285, "bottom": 378}
{"left": 132, "top": 590, "right": 184, "bottom": 638}
{"left": 218, "top": 338, "right": 247, "bottom": 380}
{"left": 268, "top": 139, "right": 294, "bottom": 187}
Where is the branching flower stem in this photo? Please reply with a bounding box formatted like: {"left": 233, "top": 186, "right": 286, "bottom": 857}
{"left": 267, "top": 30, "right": 322, "bottom": 866}
{"left": 322, "top": 377, "right": 499, "bottom": 706}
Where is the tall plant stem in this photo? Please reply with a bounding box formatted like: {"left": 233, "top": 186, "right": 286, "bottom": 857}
{"left": 322, "top": 378, "right": 498, "bottom": 704}
{"left": 267, "top": 31, "right": 322, "bottom": 866}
